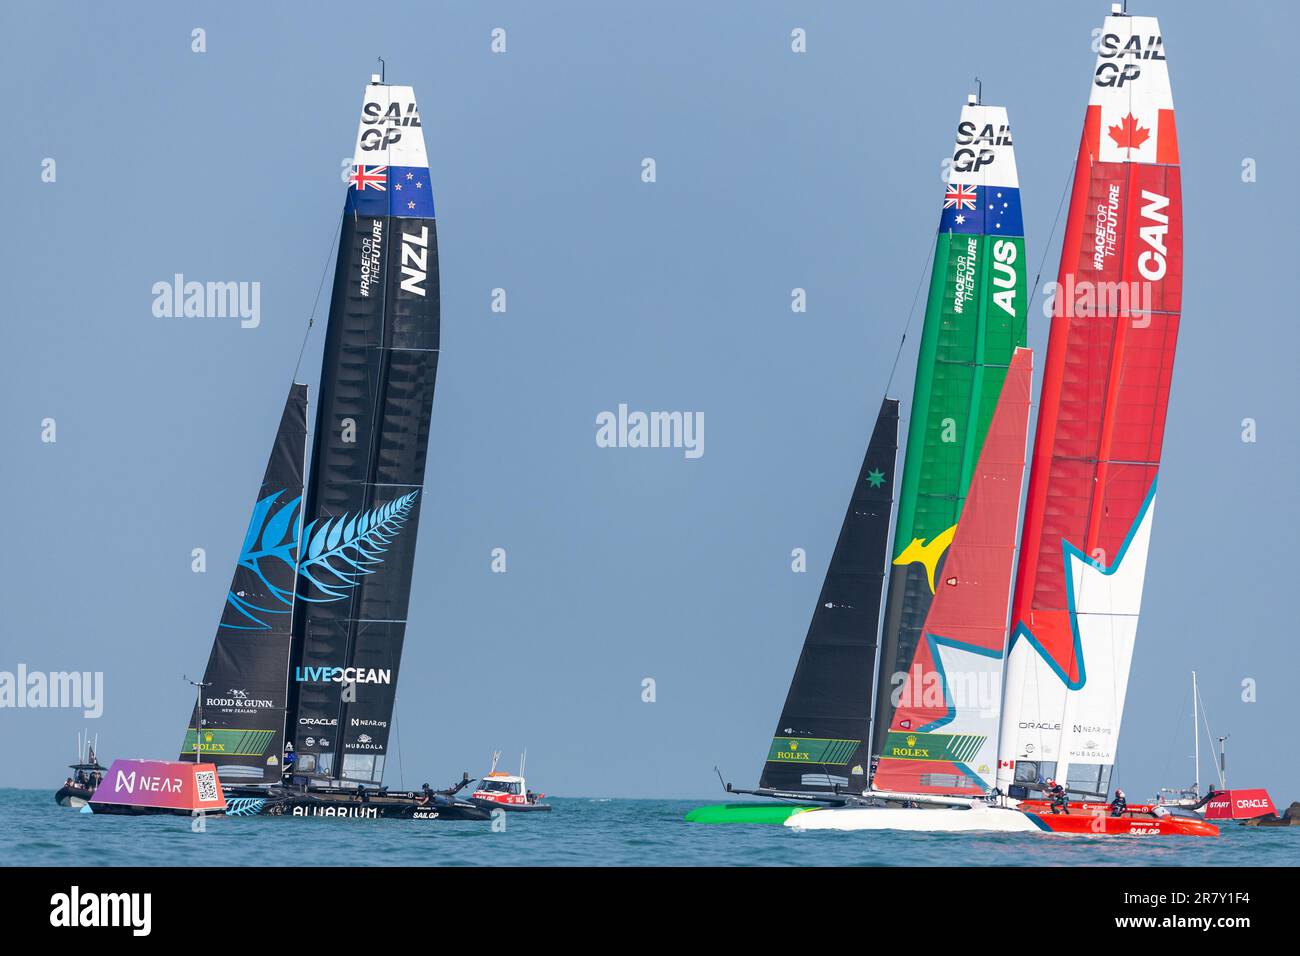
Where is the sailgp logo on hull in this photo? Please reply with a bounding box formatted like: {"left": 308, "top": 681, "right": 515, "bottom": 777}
{"left": 294, "top": 667, "right": 392, "bottom": 685}
{"left": 595, "top": 404, "right": 704, "bottom": 460}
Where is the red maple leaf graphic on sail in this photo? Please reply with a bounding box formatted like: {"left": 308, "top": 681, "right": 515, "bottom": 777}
{"left": 1107, "top": 113, "right": 1151, "bottom": 153}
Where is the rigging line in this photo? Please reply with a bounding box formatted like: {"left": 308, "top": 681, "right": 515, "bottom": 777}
{"left": 394, "top": 715, "right": 404, "bottom": 790}
{"left": 1032, "top": 155, "right": 1084, "bottom": 751}
{"left": 1197, "top": 693, "right": 1219, "bottom": 787}
{"left": 291, "top": 205, "right": 346, "bottom": 385}
{"left": 1157, "top": 681, "right": 1190, "bottom": 788}
{"left": 883, "top": 225, "right": 939, "bottom": 400}
{"left": 1023, "top": 154, "right": 1077, "bottom": 345}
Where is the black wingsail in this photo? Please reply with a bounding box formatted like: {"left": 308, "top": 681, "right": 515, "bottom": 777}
{"left": 180, "top": 383, "right": 308, "bottom": 784}
{"left": 285, "top": 80, "right": 440, "bottom": 785}
{"left": 758, "top": 398, "right": 898, "bottom": 795}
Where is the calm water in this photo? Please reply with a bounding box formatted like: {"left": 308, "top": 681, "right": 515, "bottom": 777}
{"left": 4, "top": 789, "right": 1294, "bottom": 866}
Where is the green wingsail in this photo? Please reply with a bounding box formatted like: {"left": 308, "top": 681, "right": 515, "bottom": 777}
{"left": 870, "top": 101, "right": 1028, "bottom": 765}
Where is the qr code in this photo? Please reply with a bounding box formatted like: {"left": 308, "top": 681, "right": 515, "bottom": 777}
{"left": 195, "top": 770, "right": 218, "bottom": 802}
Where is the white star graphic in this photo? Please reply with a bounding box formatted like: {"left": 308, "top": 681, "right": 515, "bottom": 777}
{"left": 955, "top": 214, "right": 966, "bottom": 224}
{"left": 407, "top": 200, "right": 415, "bottom": 209}
{"left": 394, "top": 184, "right": 402, "bottom": 190}
{"left": 406, "top": 172, "right": 414, "bottom": 180}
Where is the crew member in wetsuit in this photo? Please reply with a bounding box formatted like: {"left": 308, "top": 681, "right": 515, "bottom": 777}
{"left": 1045, "top": 778, "right": 1069, "bottom": 815}
{"left": 1110, "top": 788, "right": 1127, "bottom": 817}
{"left": 415, "top": 783, "right": 433, "bottom": 806}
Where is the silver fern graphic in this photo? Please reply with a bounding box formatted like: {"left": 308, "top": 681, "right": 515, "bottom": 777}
{"left": 224, "top": 797, "right": 268, "bottom": 817}
{"left": 224, "top": 490, "right": 302, "bottom": 630}
{"left": 296, "top": 490, "right": 420, "bottom": 600}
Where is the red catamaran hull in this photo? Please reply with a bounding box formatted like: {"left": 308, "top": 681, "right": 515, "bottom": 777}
{"left": 1025, "top": 812, "right": 1216, "bottom": 837}
{"left": 1019, "top": 800, "right": 1217, "bottom": 836}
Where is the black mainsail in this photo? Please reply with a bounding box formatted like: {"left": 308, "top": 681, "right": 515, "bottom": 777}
{"left": 180, "top": 384, "right": 308, "bottom": 783}
{"left": 285, "top": 79, "right": 440, "bottom": 785}
{"left": 758, "top": 398, "right": 898, "bottom": 796}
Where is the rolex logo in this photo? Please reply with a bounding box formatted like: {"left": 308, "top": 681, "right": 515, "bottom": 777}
{"left": 906, "top": 735, "right": 917, "bottom": 748}
{"left": 789, "top": 740, "right": 799, "bottom": 751}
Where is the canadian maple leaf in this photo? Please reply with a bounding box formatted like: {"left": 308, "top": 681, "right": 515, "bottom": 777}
{"left": 1108, "top": 112, "right": 1151, "bottom": 152}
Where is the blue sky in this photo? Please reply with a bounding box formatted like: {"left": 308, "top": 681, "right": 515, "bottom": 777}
{"left": 1, "top": 0, "right": 1295, "bottom": 801}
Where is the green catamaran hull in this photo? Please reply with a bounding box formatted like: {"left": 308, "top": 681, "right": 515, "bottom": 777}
{"left": 684, "top": 802, "right": 811, "bottom": 825}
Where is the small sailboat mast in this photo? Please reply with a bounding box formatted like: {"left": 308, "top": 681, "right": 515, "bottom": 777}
{"left": 1192, "top": 670, "right": 1200, "bottom": 796}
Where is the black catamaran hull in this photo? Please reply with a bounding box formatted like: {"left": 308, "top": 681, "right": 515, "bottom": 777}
{"left": 224, "top": 787, "right": 489, "bottom": 821}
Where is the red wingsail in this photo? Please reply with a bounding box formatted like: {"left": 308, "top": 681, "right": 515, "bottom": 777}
{"left": 874, "top": 347, "right": 1031, "bottom": 795}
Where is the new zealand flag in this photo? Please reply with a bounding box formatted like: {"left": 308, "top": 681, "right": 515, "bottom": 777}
{"left": 387, "top": 165, "right": 435, "bottom": 218}
{"left": 345, "top": 165, "right": 435, "bottom": 218}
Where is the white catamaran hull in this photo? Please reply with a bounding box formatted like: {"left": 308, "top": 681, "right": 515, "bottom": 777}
{"left": 784, "top": 804, "right": 1041, "bottom": 833}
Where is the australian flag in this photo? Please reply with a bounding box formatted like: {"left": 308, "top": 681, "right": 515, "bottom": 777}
{"left": 345, "top": 165, "right": 435, "bottom": 219}
{"left": 939, "top": 183, "right": 1022, "bottom": 236}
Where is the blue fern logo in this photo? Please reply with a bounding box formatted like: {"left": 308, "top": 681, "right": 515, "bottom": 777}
{"left": 296, "top": 490, "right": 419, "bottom": 601}
{"left": 223, "top": 489, "right": 420, "bottom": 629}
{"left": 223, "top": 490, "right": 302, "bottom": 630}
{"left": 225, "top": 797, "right": 267, "bottom": 816}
